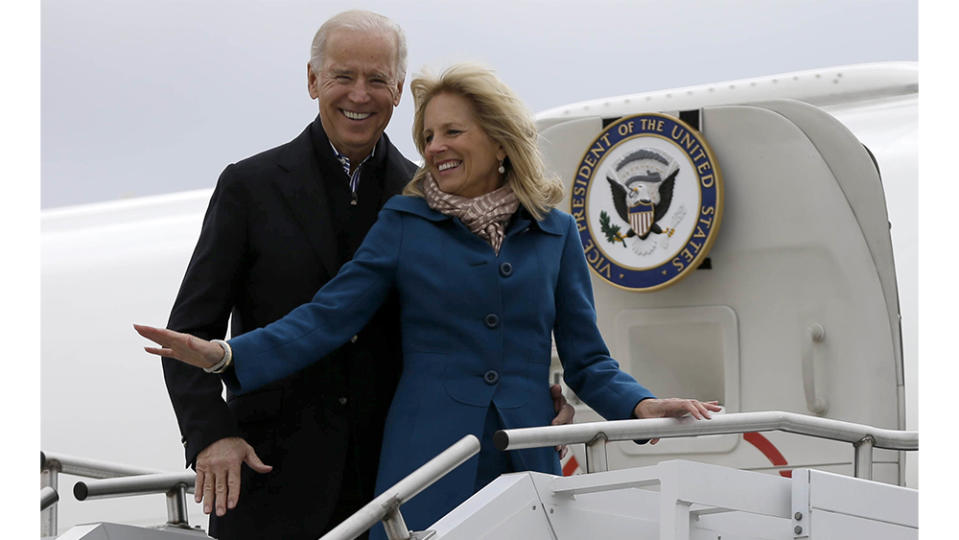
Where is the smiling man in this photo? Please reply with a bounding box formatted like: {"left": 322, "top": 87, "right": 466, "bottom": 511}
{"left": 161, "top": 10, "right": 417, "bottom": 539}
{"left": 311, "top": 27, "right": 402, "bottom": 169}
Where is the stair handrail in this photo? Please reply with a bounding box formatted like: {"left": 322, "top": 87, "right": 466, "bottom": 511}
{"left": 74, "top": 472, "right": 197, "bottom": 529}
{"left": 494, "top": 410, "right": 917, "bottom": 479}
{"left": 73, "top": 471, "right": 197, "bottom": 500}
{"left": 41, "top": 486, "right": 59, "bottom": 511}
{"left": 42, "top": 451, "right": 166, "bottom": 479}
{"left": 320, "top": 435, "right": 481, "bottom": 540}
{"left": 40, "top": 450, "right": 196, "bottom": 536}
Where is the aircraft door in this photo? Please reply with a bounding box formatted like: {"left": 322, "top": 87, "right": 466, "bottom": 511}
{"left": 540, "top": 99, "right": 903, "bottom": 484}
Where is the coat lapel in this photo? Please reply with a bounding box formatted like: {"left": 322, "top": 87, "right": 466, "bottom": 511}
{"left": 272, "top": 124, "right": 341, "bottom": 279}
{"left": 271, "top": 125, "right": 417, "bottom": 280}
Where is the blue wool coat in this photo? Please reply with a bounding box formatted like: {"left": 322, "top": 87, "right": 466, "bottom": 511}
{"left": 225, "top": 195, "right": 654, "bottom": 531}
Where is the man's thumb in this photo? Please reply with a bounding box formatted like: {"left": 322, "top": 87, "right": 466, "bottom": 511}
{"left": 244, "top": 449, "right": 273, "bottom": 473}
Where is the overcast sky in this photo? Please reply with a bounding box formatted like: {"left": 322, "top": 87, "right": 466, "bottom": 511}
{"left": 41, "top": 0, "right": 917, "bottom": 208}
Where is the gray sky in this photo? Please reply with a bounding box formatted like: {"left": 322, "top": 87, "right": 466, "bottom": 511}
{"left": 41, "top": 0, "right": 917, "bottom": 208}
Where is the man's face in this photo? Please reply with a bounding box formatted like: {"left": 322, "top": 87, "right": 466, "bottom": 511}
{"left": 308, "top": 28, "right": 402, "bottom": 162}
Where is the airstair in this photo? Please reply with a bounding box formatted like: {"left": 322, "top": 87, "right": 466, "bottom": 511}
{"left": 426, "top": 459, "right": 915, "bottom": 539}
{"left": 44, "top": 411, "right": 917, "bottom": 539}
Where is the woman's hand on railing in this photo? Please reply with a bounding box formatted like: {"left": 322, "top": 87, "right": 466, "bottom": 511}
{"left": 634, "top": 398, "right": 723, "bottom": 444}
{"left": 134, "top": 324, "right": 223, "bottom": 370}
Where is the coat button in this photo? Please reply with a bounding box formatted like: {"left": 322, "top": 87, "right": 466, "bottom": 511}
{"left": 483, "top": 370, "right": 500, "bottom": 385}
{"left": 338, "top": 397, "right": 348, "bottom": 405}
{"left": 499, "top": 262, "right": 513, "bottom": 277}
{"left": 484, "top": 313, "right": 500, "bottom": 328}
{"left": 350, "top": 334, "right": 359, "bottom": 344}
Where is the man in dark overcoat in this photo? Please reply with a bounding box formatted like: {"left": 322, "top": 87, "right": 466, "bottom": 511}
{"left": 163, "top": 10, "right": 416, "bottom": 539}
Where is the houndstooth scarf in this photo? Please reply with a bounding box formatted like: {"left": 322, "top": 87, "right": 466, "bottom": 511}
{"left": 422, "top": 173, "right": 519, "bottom": 255}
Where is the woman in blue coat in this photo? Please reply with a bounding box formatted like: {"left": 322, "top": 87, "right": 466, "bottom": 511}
{"left": 137, "top": 63, "right": 720, "bottom": 535}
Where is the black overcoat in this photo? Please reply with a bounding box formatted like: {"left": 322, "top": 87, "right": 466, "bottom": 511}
{"left": 163, "top": 119, "right": 416, "bottom": 538}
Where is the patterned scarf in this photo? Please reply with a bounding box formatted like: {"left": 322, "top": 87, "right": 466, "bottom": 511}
{"left": 422, "top": 173, "right": 520, "bottom": 255}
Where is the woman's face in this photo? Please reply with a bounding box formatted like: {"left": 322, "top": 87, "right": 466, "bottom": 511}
{"left": 422, "top": 92, "right": 506, "bottom": 198}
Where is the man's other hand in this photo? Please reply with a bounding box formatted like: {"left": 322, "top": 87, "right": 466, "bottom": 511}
{"left": 194, "top": 437, "right": 272, "bottom": 516}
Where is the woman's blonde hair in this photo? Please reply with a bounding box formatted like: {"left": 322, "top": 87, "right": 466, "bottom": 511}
{"left": 402, "top": 63, "right": 564, "bottom": 220}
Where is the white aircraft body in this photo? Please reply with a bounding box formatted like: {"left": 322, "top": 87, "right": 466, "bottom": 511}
{"left": 40, "top": 62, "right": 917, "bottom": 538}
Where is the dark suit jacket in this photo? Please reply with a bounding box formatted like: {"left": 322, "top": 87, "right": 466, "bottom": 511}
{"left": 163, "top": 119, "right": 417, "bottom": 538}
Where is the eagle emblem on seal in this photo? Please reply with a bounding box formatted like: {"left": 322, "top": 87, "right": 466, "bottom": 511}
{"left": 605, "top": 148, "right": 678, "bottom": 240}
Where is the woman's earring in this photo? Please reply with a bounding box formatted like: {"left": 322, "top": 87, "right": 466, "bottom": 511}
{"left": 498, "top": 160, "right": 506, "bottom": 174}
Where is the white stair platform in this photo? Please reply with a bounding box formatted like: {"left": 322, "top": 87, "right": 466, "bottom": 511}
{"left": 428, "top": 460, "right": 917, "bottom": 540}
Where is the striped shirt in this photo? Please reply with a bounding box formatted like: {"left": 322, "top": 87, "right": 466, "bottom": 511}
{"left": 330, "top": 143, "right": 375, "bottom": 199}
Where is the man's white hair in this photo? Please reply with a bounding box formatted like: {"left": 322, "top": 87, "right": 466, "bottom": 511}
{"left": 309, "top": 10, "right": 408, "bottom": 83}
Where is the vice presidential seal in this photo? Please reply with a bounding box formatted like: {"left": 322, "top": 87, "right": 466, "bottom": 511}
{"left": 570, "top": 113, "right": 723, "bottom": 291}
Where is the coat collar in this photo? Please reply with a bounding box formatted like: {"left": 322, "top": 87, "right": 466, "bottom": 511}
{"left": 383, "top": 195, "right": 566, "bottom": 236}
{"left": 269, "top": 117, "right": 413, "bottom": 279}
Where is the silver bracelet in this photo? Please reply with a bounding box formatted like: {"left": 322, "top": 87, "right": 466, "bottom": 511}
{"left": 204, "top": 339, "right": 233, "bottom": 374}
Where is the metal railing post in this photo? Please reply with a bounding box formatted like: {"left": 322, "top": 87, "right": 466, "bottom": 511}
{"left": 165, "top": 484, "right": 191, "bottom": 528}
{"left": 854, "top": 434, "right": 875, "bottom": 480}
{"left": 382, "top": 500, "right": 411, "bottom": 540}
{"left": 40, "top": 453, "right": 61, "bottom": 537}
{"left": 585, "top": 434, "right": 609, "bottom": 473}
